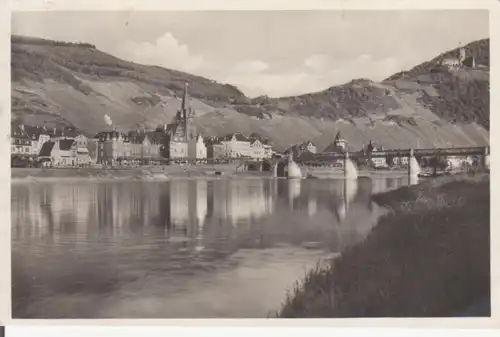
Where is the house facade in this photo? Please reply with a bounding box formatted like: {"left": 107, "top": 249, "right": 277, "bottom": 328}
{"left": 38, "top": 139, "right": 83, "bottom": 167}
{"left": 188, "top": 134, "right": 207, "bottom": 162}
{"left": 286, "top": 140, "right": 317, "bottom": 158}
{"left": 205, "top": 133, "right": 273, "bottom": 160}
{"left": 249, "top": 139, "right": 266, "bottom": 159}
{"left": 371, "top": 157, "right": 388, "bottom": 168}
{"left": 263, "top": 144, "right": 273, "bottom": 158}
{"left": 96, "top": 131, "right": 129, "bottom": 166}
{"left": 220, "top": 133, "right": 251, "bottom": 158}
{"left": 11, "top": 124, "right": 33, "bottom": 156}
{"left": 23, "top": 125, "right": 51, "bottom": 155}
{"left": 128, "top": 131, "right": 162, "bottom": 161}
{"left": 94, "top": 130, "right": 164, "bottom": 166}
{"left": 207, "top": 141, "right": 228, "bottom": 160}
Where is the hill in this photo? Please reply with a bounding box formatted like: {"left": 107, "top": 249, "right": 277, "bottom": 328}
{"left": 11, "top": 35, "right": 489, "bottom": 152}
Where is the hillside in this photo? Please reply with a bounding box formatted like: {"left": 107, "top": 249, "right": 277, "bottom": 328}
{"left": 11, "top": 35, "right": 490, "bottom": 151}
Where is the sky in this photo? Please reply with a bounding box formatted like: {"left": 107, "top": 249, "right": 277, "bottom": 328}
{"left": 11, "top": 10, "right": 489, "bottom": 97}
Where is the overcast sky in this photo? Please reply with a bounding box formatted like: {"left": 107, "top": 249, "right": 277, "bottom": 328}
{"left": 11, "top": 10, "right": 488, "bottom": 97}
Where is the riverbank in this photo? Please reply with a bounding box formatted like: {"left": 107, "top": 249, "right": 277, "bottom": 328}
{"left": 11, "top": 164, "right": 272, "bottom": 184}
{"left": 11, "top": 165, "right": 413, "bottom": 184}
{"left": 277, "top": 173, "right": 490, "bottom": 317}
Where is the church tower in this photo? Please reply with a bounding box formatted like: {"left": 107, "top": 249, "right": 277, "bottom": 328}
{"left": 181, "top": 82, "right": 188, "bottom": 122}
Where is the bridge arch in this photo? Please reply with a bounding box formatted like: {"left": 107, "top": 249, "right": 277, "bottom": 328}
{"left": 262, "top": 160, "right": 272, "bottom": 172}
{"left": 247, "top": 162, "right": 260, "bottom": 171}
{"left": 276, "top": 161, "right": 288, "bottom": 177}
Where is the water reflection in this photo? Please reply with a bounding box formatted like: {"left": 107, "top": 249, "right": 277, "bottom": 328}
{"left": 409, "top": 175, "right": 419, "bottom": 186}
{"left": 12, "top": 176, "right": 409, "bottom": 318}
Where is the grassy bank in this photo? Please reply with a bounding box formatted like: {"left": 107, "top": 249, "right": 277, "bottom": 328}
{"left": 278, "top": 174, "right": 490, "bottom": 317}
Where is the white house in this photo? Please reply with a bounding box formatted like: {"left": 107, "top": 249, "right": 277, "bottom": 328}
{"left": 263, "top": 144, "right": 273, "bottom": 158}
{"left": 188, "top": 134, "right": 207, "bottom": 162}
{"left": 371, "top": 157, "right": 388, "bottom": 168}
{"left": 38, "top": 139, "right": 78, "bottom": 167}
{"left": 169, "top": 140, "right": 188, "bottom": 160}
{"left": 249, "top": 139, "right": 266, "bottom": 159}
{"left": 391, "top": 156, "right": 409, "bottom": 166}
{"left": 220, "top": 133, "right": 251, "bottom": 158}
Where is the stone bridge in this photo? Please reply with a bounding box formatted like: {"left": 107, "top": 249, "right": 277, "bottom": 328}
{"left": 235, "top": 146, "right": 490, "bottom": 180}
{"left": 235, "top": 156, "right": 290, "bottom": 177}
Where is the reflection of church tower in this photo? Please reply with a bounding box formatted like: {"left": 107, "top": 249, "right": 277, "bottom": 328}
{"left": 188, "top": 180, "right": 208, "bottom": 229}
{"left": 170, "top": 181, "right": 189, "bottom": 226}
{"left": 159, "top": 186, "right": 172, "bottom": 236}
{"left": 193, "top": 180, "right": 208, "bottom": 251}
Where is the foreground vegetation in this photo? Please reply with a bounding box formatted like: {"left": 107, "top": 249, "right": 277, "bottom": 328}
{"left": 278, "top": 174, "right": 490, "bottom": 317}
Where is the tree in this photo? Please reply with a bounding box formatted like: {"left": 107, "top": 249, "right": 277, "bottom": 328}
{"left": 429, "top": 155, "right": 448, "bottom": 174}
{"left": 386, "top": 153, "right": 395, "bottom": 167}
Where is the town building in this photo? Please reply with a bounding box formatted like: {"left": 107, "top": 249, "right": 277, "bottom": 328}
{"left": 206, "top": 133, "right": 268, "bottom": 160}
{"left": 286, "top": 140, "right": 317, "bottom": 158}
{"left": 371, "top": 156, "right": 388, "bottom": 168}
{"left": 248, "top": 133, "right": 273, "bottom": 159}
{"left": 23, "top": 125, "right": 51, "bottom": 155}
{"left": 188, "top": 134, "right": 207, "bottom": 162}
{"left": 249, "top": 138, "right": 266, "bottom": 159}
{"left": 324, "top": 132, "right": 347, "bottom": 153}
{"left": 38, "top": 138, "right": 92, "bottom": 167}
{"left": 164, "top": 82, "right": 203, "bottom": 161}
{"left": 11, "top": 124, "right": 34, "bottom": 156}
{"left": 94, "top": 129, "right": 165, "bottom": 166}
{"left": 219, "top": 133, "right": 251, "bottom": 158}
{"left": 128, "top": 130, "right": 163, "bottom": 162}
{"left": 95, "top": 131, "right": 130, "bottom": 166}
{"left": 206, "top": 137, "right": 228, "bottom": 161}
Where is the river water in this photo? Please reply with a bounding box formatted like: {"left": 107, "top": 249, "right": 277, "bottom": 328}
{"left": 12, "top": 176, "right": 410, "bottom": 318}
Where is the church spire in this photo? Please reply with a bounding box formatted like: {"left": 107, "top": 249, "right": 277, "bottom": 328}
{"left": 181, "top": 82, "right": 189, "bottom": 119}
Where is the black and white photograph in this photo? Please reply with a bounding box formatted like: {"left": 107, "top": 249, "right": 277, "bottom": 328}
{"left": 9, "top": 8, "right": 491, "bottom": 319}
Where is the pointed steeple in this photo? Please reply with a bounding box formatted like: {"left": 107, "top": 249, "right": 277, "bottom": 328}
{"left": 181, "top": 82, "right": 189, "bottom": 119}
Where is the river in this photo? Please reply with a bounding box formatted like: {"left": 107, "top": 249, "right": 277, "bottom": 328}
{"left": 11, "top": 176, "right": 410, "bottom": 318}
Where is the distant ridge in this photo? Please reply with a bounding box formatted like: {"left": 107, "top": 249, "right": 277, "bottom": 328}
{"left": 11, "top": 35, "right": 489, "bottom": 151}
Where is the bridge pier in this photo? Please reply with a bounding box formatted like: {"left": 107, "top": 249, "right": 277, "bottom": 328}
{"left": 272, "top": 163, "right": 278, "bottom": 178}
{"left": 408, "top": 148, "right": 420, "bottom": 185}
{"left": 287, "top": 153, "right": 302, "bottom": 179}
{"left": 343, "top": 151, "right": 358, "bottom": 180}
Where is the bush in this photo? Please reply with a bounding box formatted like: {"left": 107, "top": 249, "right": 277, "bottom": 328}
{"left": 278, "top": 175, "right": 490, "bottom": 317}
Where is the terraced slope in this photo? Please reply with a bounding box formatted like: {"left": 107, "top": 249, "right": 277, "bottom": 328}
{"left": 11, "top": 35, "right": 489, "bottom": 151}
